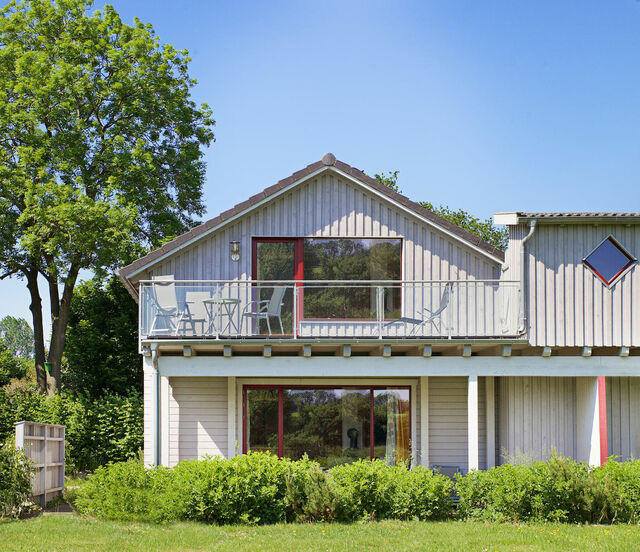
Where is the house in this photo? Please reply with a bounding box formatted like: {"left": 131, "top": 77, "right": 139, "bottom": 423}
{"left": 118, "top": 153, "right": 640, "bottom": 473}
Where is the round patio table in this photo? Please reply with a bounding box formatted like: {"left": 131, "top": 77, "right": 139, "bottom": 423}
{"left": 203, "top": 297, "right": 241, "bottom": 337}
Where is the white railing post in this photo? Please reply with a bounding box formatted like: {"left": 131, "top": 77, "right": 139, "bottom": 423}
{"left": 377, "top": 286, "right": 384, "bottom": 339}
{"left": 293, "top": 284, "right": 298, "bottom": 339}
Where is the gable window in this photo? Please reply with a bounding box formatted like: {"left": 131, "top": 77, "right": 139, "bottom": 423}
{"left": 252, "top": 237, "right": 402, "bottom": 326}
{"left": 244, "top": 385, "right": 411, "bottom": 467}
{"left": 583, "top": 235, "right": 636, "bottom": 287}
{"left": 303, "top": 238, "right": 402, "bottom": 319}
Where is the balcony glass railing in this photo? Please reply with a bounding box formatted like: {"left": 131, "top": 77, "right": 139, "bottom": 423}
{"left": 139, "top": 279, "right": 521, "bottom": 341}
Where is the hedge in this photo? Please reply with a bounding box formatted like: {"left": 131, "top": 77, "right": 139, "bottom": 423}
{"left": 75, "top": 454, "right": 454, "bottom": 524}
{"left": 75, "top": 454, "right": 640, "bottom": 525}
{"left": 0, "top": 386, "right": 142, "bottom": 473}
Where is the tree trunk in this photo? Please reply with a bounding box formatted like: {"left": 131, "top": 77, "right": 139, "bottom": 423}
{"left": 25, "top": 268, "right": 47, "bottom": 394}
{"left": 47, "top": 265, "right": 79, "bottom": 395}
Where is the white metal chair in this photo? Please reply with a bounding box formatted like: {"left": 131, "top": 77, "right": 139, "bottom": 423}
{"left": 242, "top": 286, "right": 287, "bottom": 336}
{"left": 149, "top": 275, "right": 181, "bottom": 336}
{"left": 384, "top": 282, "right": 453, "bottom": 337}
{"left": 182, "top": 291, "right": 212, "bottom": 336}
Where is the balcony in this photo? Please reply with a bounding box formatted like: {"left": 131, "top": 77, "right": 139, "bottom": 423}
{"left": 139, "top": 279, "right": 521, "bottom": 342}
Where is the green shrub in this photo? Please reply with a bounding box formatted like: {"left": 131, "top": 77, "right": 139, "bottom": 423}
{"left": 456, "top": 456, "right": 610, "bottom": 523}
{"left": 0, "top": 441, "right": 33, "bottom": 519}
{"left": 596, "top": 459, "right": 640, "bottom": 523}
{"left": 74, "top": 458, "right": 154, "bottom": 521}
{"left": 392, "top": 465, "right": 453, "bottom": 521}
{"left": 285, "top": 456, "right": 349, "bottom": 522}
{"left": 0, "top": 386, "right": 142, "bottom": 473}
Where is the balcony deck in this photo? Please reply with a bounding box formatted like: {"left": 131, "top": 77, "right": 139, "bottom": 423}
{"left": 139, "top": 279, "right": 521, "bottom": 347}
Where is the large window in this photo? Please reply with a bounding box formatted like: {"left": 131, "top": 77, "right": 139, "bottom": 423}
{"left": 244, "top": 385, "right": 410, "bottom": 467}
{"left": 252, "top": 237, "right": 402, "bottom": 324}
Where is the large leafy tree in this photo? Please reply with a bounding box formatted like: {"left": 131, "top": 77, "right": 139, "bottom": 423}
{"left": 63, "top": 275, "right": 139, "bottom": 398}
{"left": 374, "top": 171, "right": 508, "bottom": 251}
{"left": 0, "top": 0, "right": 215, "bottom": 393}
{"left": 0, "top": 316, "right": 34, "bottom": 359}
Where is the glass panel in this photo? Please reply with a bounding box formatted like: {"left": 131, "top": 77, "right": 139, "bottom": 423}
{"left": 246, "top": 389, "right": 279, "bottom": 454}
{"left": 255, "top": 241, "right": 295, "bottom": 334}
{"left": 282, "top": 388, "right": 371, "bottom": 468}
{"left": 584, "top": 237, "right": 634, "bottom": 285}
{"left": 303, "top": 239, "right": 401, "bottom": 319}
{"left": 373, "top": 389, "right": 410, "bottom": 464}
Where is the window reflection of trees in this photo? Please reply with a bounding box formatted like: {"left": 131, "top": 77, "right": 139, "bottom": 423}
{"left": 303, "top": 239, "right": 402, "bottom": 319}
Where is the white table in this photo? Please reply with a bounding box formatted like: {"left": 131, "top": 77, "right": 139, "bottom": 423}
{"left": 203, "top": 297, "right": 241, "bottom": 337}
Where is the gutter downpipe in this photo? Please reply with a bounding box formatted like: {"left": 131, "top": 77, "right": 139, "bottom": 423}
{"left": 518, "top": 219, "right": 537, "bottom": 334}
{"left": 151, "top": 343, "right": 160, "bottom": 466}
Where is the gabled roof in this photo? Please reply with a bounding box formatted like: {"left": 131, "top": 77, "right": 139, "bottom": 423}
{"left": 119, "top": 153, "right": 505, "bottom": 284}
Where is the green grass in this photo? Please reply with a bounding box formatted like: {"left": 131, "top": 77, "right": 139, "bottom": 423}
{"left": 2, "top": 515, "right": 640, "bottom": 551}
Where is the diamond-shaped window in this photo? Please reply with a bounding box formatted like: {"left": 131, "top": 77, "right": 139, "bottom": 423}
{"left": 583, "top": 235, "right": 636, "bottom": 287}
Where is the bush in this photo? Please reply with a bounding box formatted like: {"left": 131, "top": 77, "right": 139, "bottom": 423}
{"left": 76, "top": 454, "right": 453, "bottom": 525}
{"left": 0, "top": 441, "right": 32, "bottom": 519}
{"left": 0, "top": 386, "right": 143, "bottom": 473}
{"left": 596, "top": 459, "right": 640, "bottom": 523}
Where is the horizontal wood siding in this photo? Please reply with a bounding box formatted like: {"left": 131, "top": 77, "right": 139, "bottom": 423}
{"left": 519, "top": 224, "right": 640, "bottom": 347}
{"left": 497, "top": 377, "right": 576, "bottom": 463}
{"left": 168, "top": 377, "right": 228, "bottom": 466}
{"left": 144, "top": 173, "right": 500, "bottom": 284}
{"left": 429, "top": 376, "right": 486, "bottom": 473}
{"left": 606, "top": 377, "right": 640, "bottom": 461}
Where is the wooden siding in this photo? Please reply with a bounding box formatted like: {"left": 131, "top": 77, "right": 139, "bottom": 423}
{"left": 497, "top": 377, "right": 576, "bottom": 462}
{"left": 168, "top": 377, "right": 228, "bottom": 466}
{"left": 509, "top": 223, "right": 640, "bottom": 347}
{"left": 429, "top": 376, "right": 486, "bottom": 473}
{"left": 142, "top": 172, "right": 500, "bottom": 283}
{"left": 606, "top": 376, "right": 640, "bottom": 461}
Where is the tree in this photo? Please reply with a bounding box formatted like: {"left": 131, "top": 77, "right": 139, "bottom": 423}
{"left": 63, "top": 275, "right": 140, "bottom": 398}
{"left": 374, "top": 171, "right": 401, "bottom": 193}
{"left": 0, "top": 338, "right": 27, "bottom": 386}
{"left": 0, "top": 316, "right": 34, "bottom": 359}
{"left": 375, "top": 171, "right": 508, "bottom": 251}
{"left": 0, "top": 0, "right": 215, "bottom": 393}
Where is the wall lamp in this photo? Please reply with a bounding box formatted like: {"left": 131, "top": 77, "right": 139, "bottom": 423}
{"left": 230, "top": 240, "right": 240, "bottom": 262}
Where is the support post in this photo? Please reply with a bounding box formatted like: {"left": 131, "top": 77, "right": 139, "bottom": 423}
{"left": 160, "top": 375, "right": 170, "bottom": 466}
{"left": 468, "top": 374, "right": 479, "bottom": 471}
{"left": 485, "top": 376, "right": 496, "bottom": 469}
{"left": 598, "top": 376, "right": 608, "bottom": 465}
{"left": 576, "top": 377, "right": 601, "bottom": 466}
{"left": 228, "top": 376, "right": 237, "bottom": 458}
{"left": 420, "top": 376, "right": 429, "bottom": 467}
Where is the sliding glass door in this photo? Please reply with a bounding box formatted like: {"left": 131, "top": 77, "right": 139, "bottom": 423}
{"left": 244, "top": 385, "right": 410, "bottom": 467}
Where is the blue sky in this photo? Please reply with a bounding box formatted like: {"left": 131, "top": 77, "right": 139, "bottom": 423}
{"left": 2, "top": 0, "right": 640, "bottom": 337}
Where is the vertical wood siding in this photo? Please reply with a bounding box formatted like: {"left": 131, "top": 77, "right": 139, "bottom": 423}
{"left": 513, "top": 224, "right": 640, "bottom": 347}
{"left": 428, "top": 376, "right": 486, "bottom": 473}
{"left": 143, "top": 173, "right": 500, "bottom": 283}
{"left": 606, "top": 377, "right": 640, "bottom": 461}
{"left": 168, "top": 377, "right": 228, "bottom": 466}
{"left": 497, "top": 377, "right": 576, "bottom": 462}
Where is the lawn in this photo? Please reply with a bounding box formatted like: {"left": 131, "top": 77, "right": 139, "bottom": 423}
{"left": 2, "top": 515, "right": 640, "bottom": 551}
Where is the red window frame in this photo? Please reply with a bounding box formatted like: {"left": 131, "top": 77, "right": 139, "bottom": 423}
{"left": 583, "top": 235, "right": 636, "bottom": 287}
{"left": 242, "top": 384, "right": 412, "bottom": 460}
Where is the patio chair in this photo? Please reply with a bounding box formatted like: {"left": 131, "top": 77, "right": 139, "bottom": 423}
{"left": 149, "top": 275, "right": 181, "bottom": 336}
{"left": 181, "top": 291, "right": 212, "bottom": 336}
{"left": 241, "top": 286, "right": 287, "bottom": 336}
{"left": 383, "top": 282, "right": 453, "bottom": 337}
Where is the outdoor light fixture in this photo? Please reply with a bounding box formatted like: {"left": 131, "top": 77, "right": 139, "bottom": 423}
{"left": 230, "top": 240, "right": 240, "bottom": 262}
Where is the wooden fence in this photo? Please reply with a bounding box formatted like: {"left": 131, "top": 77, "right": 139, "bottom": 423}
{"left": 15, "top": 421, "right": 65, "bottom": 506}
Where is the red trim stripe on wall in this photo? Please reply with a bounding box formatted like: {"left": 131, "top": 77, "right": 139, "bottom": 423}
{"left": 598, "top": 376, "right": 608, "bottom": 466}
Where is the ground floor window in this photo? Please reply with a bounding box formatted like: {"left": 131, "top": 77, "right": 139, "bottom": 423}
{"left": 243, "top": 385, "right": 410, "bottom": 468}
